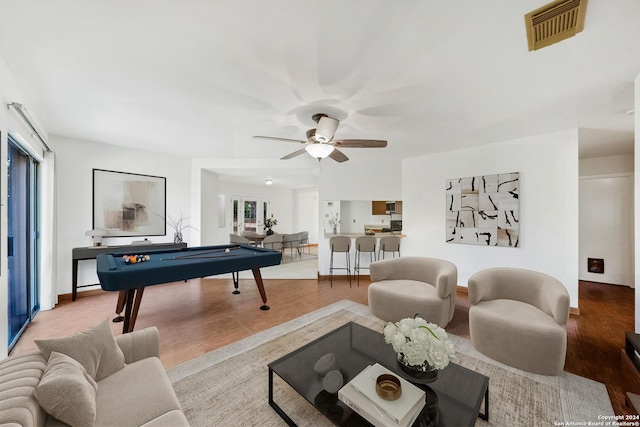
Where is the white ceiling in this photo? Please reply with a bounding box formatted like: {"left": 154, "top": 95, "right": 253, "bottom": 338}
{"left": 0, "top": 1, "right": 638, "bottom": 188}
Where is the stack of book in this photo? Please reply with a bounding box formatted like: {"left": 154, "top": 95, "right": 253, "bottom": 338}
{"left": 338, "top": 363, "right": 426, "bottom": 427}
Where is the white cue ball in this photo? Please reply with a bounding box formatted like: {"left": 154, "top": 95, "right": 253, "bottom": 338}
{"left": 225, "top": 248, "right": 230, "bottom": 253}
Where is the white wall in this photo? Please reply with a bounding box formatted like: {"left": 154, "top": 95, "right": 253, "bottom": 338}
{"left": 580, "top": 154, "right": 634, "bottom": 176}
{"left": 296, "top": 189, "right": 319, "bottom": 244}
{"left": 402, "top": 129, "right": 580, "bottom": 308}
{"left": 635, "top": 73, "right": 640, "bottom": 332}
{"left": 200, "top": 169, "right": 220, "bottom": 245}
{"left": 54, "top": 136, "right": 192, "bottom": 297}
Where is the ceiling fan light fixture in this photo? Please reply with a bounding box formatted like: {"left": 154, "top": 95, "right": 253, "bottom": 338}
{"left": 305, "top": 143, "right": 334, "bottom": 159}
{"left": 315, "top": 116, "right": 339, "bottom": 143}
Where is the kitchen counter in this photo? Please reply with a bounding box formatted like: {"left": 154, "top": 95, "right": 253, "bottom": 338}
{"left": 323, "top": 232, "right": 406, "bottom": 238}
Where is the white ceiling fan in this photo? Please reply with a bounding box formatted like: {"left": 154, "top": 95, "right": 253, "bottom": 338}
{"left": 253, "top": 113, "right": 387, "bottom": 163}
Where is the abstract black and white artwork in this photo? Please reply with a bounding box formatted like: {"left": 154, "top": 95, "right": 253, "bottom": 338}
{"left": 446, "top": 172, "right": 519, "bottom": 247}
{"left": 93, "top": 169, "right": 166, "bottom": 237}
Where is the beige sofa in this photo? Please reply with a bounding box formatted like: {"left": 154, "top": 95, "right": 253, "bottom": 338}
{"left": 368, "top": 256, "right": 458, "bottom": 327}
{"left": 468, "top": 267, "right": 570, "bottom": 375}
{"left": 0, "top": 322, "right": 189, "bottom": 426}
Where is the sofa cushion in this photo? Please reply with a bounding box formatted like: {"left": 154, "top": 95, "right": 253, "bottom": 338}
{"left": 0, "top": 351, "right": 47, "bottom": 427}
{"left": 94, "top": 357, "right": 183, "bottom": 427}
{"left": 470, "top": 299, "right": 566, "bottom": 336}
{"left": 34, "top": 352, "right": 98, "bottom": 427}
{"left": 35, "top": 318, "right": 125, "bottom": 381}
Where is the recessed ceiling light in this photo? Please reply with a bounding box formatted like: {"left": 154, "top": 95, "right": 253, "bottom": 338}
{"left": 265, "top": 178, "right": 273, "bottom": 185}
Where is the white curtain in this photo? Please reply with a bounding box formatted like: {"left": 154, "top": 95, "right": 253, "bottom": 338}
{"left": 40, "top": 150, "right": 57, "bottom": 310}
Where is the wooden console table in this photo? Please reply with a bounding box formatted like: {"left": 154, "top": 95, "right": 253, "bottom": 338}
{"left": 72, "top": 242, "right": 187, "bottom": 301}
{"left": 621, "top": 332, "right": 640, "bottom": 411}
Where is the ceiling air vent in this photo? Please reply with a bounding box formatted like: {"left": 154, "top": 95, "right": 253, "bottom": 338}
{"left": 525, "top": 0, "right": 588, "bottom": 51}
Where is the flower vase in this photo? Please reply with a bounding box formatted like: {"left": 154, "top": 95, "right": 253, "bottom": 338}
{"left": 396, "top": 353, "right": 438, "bottom": 384}
{"left": 174, "top": 232, "right": 183, "bottom": 244}
{"left": 266, "top": 229, "right": 274, "bottom": 236}
{"left": 332, "top": 226, "right": 337, "bottom": 235}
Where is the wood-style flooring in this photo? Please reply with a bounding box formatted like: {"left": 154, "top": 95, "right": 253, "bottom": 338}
{"left": 10, "top": 277, "right": 634, "bottom": 416}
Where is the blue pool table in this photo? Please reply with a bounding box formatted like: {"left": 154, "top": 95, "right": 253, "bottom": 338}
{"left": 96, "top": 244, "right": 282, "bottom": 333}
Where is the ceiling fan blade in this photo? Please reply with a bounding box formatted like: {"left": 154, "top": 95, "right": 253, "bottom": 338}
{"left": 329, "top": 148, "right": 349, "bottom": 163}
{"left": 332, "top": 139, "right": 387, "bottom": 148}
{"left": 253, "top": 135, "right": 307, "bottom": 144}
{"left": 281, "top": 148, "right": 308, "bottom": 160}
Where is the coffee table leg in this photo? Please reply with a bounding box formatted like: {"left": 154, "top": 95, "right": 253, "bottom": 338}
{"left": 479, "top": 384, "right": 489, "bottom": 421}
{"left": 269, "top": 368, "right": 298, "bottom": 426}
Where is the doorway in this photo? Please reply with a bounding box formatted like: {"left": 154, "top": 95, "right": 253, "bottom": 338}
{"left": 579, "top": 174, "right": 633, "bottom": 287}
{"left": 7, "top": 136, "right": 40, "bottom": 350}
{"left": 231, "top": 196, "right": 271, "bottom": 234}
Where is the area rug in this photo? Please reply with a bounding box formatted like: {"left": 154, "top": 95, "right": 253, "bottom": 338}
{"left": 167, "top": 300, "right": 614, "bottom": 426}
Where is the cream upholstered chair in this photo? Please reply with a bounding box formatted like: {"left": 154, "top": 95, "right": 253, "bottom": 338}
{"left": 299, "top": 231, "right": 310, "bottom": 254}
{"left": 262, "top": 233, "right": 283, "bottom": 251}
{"left": 368, "top": 257, "right": 457, "bottom": 327}
{"left": 229, "top": 234, "right": 251, "bottom": 245}
{"left": 282, "top": 233, "right": 302, "bottom": 260}
{"left": 353, "top": 235, "right": 376, "bottom": 286}
{"left": 329, "top": 235, "right": 351, "bottom": 287}
{"left": 468, "top": 267, "right": 570, "bottom": 376}
{"left": 241, "top": 230, "right": 264, "bottom": 246}
{"left": 378, "top": 235, "right": 401, "bottom": 259}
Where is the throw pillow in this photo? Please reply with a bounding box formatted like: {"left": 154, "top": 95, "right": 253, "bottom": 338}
{"left": 35, "top": 318, "right": 125, "bottom": 381}
{"left": 34, "top": 351, "right": 98, "bottom": 427}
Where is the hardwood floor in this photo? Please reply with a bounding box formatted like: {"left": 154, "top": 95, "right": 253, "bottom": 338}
{"left": 10, "top": 277, "right": 633, "bottom": 415}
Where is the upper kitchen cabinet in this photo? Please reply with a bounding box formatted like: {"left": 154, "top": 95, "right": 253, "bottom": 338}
{"left": 372, "top": 201, "right": 386, "bottom": 215}
{"left": 372, "top": 200, "right": 402, "bottom": 215}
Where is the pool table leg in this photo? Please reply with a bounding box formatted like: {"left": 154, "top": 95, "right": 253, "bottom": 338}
{"left": 251, "top": 267, "right": 270, "bottom": 310}
{"left": 121, "top": 287, "right": 145, "bottom": 334}
{"left": 232, "top": 271, "right": 240, "bottom": 294}
{"left": 112, "top": 290, "right": 127, "bottom": 323}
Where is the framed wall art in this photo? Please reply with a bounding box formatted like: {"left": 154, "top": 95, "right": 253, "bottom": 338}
{"left": 93, "top": 169, "right": 166, "bottom": 237}
{"left": 446, "top": 172, "right": 519, "bottom": 247}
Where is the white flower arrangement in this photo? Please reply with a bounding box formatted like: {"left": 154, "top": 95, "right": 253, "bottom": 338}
{"left": 383, "top": 316, "right": 456, "bottom": 371}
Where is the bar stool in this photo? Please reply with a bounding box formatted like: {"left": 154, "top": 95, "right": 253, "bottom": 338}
{"left": 379, "top": 235, "right": 401, "bottom": 259}
{"left": 329, "top": 235, "right": 351, "bottom": 287}
{"left": 353, "top": 235, "right": 377, "bottom": 286}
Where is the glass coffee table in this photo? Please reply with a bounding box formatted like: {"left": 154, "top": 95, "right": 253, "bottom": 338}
{"left": 268, "top": 322, "right": 489, "bottom": 427}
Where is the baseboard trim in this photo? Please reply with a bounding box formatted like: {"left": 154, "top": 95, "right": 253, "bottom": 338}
{"left": 58, "top": 288, "right": 105, "bottom": 302}
{"left": 317, "top": 274, "right": 371, "bottom": 281}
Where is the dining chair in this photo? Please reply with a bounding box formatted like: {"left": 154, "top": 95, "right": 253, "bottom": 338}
{"left": 329, "top": 235, "right": 351, "bottom": 287}
{"left": 378, "top": 235, "right": 401, "bottom": 259}
{"left": 353, "top": 235, "right": 376, "bottom": 286}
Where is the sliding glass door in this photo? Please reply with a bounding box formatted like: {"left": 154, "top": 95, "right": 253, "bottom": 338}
{"left": 7, "top": 137, "right": 40, "bottom": 350}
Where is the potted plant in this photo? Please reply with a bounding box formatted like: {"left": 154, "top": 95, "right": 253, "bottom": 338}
{"left": 166, "top": 214, "right": 198, "bottom": 243}
{"left": 264, "top": 215, "right": 278, "bottom": 236}
{"left": 328, "top": 213, "right": 341, "bottom": 235}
